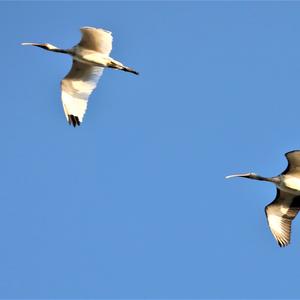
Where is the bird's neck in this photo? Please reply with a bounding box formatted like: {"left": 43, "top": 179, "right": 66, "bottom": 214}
{"left": 246, "top": 173, "right": 279, "bottom": 184}
{"left": 50, "top": 48, "right": 70, "bottom": 54}
{"left": 36, "top": 44, "right": 70, "bottom": 54}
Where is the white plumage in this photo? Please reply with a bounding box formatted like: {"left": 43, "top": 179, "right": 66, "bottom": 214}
{"left": 226, "top": 150, "right": 300, "bottom": 247}
{"left": 22, "top": 27, "right": 138, "bottom": 127}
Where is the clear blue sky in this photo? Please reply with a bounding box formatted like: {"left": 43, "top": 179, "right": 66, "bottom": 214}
{"left": 1, "top": 1, "right": 300, "bottom": 298}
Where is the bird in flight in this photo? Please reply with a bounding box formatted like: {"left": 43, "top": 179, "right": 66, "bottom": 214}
{"left": 22, "top": 27, "right": 139, "bottom": 127}
{"left": 226, "top": 150, "right": 300, "bottom": 247}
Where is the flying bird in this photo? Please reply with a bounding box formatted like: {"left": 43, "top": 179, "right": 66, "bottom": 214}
{"left": 226, "top": 150, "right": 300, "bottom": 247}
{"left": 22, "top": 27, "right": 139, "bottom": 127}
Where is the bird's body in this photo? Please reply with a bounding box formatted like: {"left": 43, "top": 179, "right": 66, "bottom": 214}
{"left": 72, "top": 47, "right": 109, "bottom": 66}
{"left": 277, "top": 174, "right": 300, "bottom": 194}
{"left": 22, "top": 27, "right": 138, "bottom": 127}
{"left": 226, "top": 150, "right": 300, "bottom": 247}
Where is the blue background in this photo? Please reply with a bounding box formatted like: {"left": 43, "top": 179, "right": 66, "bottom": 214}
{"left": 1, "top": 1, "right": 300, "bottom": 298}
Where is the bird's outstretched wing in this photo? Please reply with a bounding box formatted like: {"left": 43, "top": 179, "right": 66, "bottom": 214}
{"left": 78, "top": 27, "right": 113, "bottom": 55}
{"left": 265, "top": 189, "right": 300, "bottom": 247}
{"left": 283, "top": 150, "right": 300, "bottom": 174}
{"left": 61, "top": 60, "right": 103, "bottom": 126}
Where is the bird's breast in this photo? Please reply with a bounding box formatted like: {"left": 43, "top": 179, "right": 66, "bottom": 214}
{"left": 278, "top": 175, "right": 300, "bottom": 195}
{"left": 73, "top": 47, "right": 109, "bottom": 67}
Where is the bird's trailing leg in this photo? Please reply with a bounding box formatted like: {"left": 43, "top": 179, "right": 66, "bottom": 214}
{"left": 121, "top": 66, "right": 139, "bottom": 75}
{"left": 108, "top": 61, "right": 139, "bottom": 75}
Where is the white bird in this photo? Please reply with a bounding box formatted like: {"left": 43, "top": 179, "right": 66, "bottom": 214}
{"left": 22, "top": 26, "right": 139, "bottom": 127}
{"left": 226, "top": 150, "right": 300, "bottom": 247}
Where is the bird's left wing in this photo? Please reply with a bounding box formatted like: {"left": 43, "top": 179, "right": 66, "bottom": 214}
{"left": 265, "top": 189, "right": 300, "bottom": 247}
{"left": 79, "top": 27, "right": 113, "bottom": 55}
{"left": 61, "top": 60, "right": 103, "bottom": 126}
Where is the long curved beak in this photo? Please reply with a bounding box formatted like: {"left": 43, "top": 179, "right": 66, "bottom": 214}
{"left": 21, "top": 42, "right": 40, "bottom": 46}
{"left": 21, "top": 43, "right": 48, "bottom": 50}
{"left": 225, "top": 173, "right": 254, "bottom": 179}
{"left": 225, "top": 172, "right": 276, "bottom": 183}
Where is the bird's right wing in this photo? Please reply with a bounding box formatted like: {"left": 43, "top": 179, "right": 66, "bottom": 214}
{"left": 61, "top": 60, "right": 103, "bottom": 126}
{"left": 265, "top": 189, "right": 300, "bottom": 247}
{"left": 78, "top": 27, "right": 113, "bottom": 55}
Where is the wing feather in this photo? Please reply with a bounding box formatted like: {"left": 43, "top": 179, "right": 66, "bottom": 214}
{"left": 61, "top": 60, "right": 103, "bottom": 126}
{"left": 283, "top": 150, "right": 300, "bottom": 174}
{"left": 265, "top": 190, "right": 300, "bottom": 247}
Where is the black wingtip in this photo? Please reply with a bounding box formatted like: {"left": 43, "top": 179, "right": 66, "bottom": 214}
{"left": 278, "top": 241, "right": 289, "bottom": 248}
{"left": 68, "top": 115, "right": 81, "bottom": 127}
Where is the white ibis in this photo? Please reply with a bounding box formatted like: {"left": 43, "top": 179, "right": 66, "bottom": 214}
{"left": 22, "top": 27, "right": 139, "bottom": 127}
{"left": 226, "top": 150, "right": 300, "bottom": 247}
